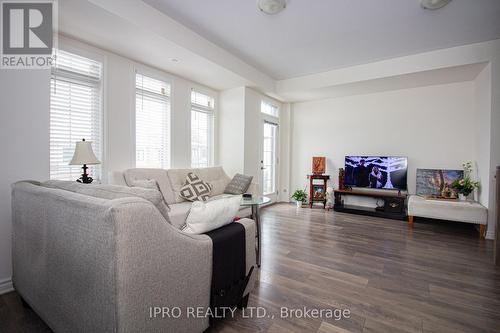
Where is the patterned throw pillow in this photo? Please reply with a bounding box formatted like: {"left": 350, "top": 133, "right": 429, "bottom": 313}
{"left": 224, "top": 173, "right": 253, "bottom": 195}
{"left": 179, "top": 172, "right": 213, "bottom": 202}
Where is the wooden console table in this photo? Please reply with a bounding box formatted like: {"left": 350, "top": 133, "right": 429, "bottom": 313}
{"left": 308, "top": 174, "right": 330, "bottom": 208}
{"left": 333, "top": 189, "right": 407, "bottom": 220}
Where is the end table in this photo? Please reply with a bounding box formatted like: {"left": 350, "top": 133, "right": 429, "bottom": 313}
{"left": 307, "top": 174, "right": 330, "bottom": 209}
{"left": 240, "top": 196, "right": 271, "bottom": 267}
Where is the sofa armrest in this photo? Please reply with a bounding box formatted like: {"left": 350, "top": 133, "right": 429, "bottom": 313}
{"left": 109, "top": 199, "right": 212, "bottom": 333}
{"left": 12, "top": 182, "right": 211, "bottom": 333}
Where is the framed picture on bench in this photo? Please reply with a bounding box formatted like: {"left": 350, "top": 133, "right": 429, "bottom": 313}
{"left": 416, "top": 169, "right": 463, "bottom": 199}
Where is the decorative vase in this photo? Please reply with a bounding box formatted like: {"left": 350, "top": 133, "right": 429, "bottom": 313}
{"left": 296, "top": 201, "right": 302, "bottom": 208}
{"left": 458, "top": 194, "right": 467, "bottom": 201}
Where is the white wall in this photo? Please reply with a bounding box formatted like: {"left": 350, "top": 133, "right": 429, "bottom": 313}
{"left": 0, "top": 69, "right": 51, "bottom": 293}
{"left": 244, "top": 88, "right": 263, "bottom": 180}
{"left": 219, "top": 87, "right": 246, "bottom": 177}
{"left": 486, "top": 55, "right": 500, "bottom": 239}
{"left": 475, "top": 65, "right": 492, "bottom": 209}
{"left": 219, "top": 87, "right": 283, "bottom": 195}
{"left": 279, "top": 103, "right": 292, "bottom": 201}
{"left": 290, "top": 82, "right": 477, "bottom": 199}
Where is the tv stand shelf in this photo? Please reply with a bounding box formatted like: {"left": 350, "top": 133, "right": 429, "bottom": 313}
{"left": 333, "top": 189, "right": 407, "bottom": 221}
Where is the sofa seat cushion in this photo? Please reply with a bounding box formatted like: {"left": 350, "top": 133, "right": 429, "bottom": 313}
{"left": 42, "top": 180, "right": 171, "bottom": 223}
{"left": 123, "top": 168, "right": 176, "bottom": 204}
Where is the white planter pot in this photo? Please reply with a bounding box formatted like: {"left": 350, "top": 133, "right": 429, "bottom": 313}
{"left": 296, "top": 201, "right": 302, "bottom": 208}
{"left": 458, "top": 194, "right": 467, "bottom": 201}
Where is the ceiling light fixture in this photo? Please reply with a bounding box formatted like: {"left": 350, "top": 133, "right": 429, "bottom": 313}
{"left": 257, "top": 0, "right": 286, "bottom": 15}
{"left": 420, "top": 0, "right": 452, "bottom": 10}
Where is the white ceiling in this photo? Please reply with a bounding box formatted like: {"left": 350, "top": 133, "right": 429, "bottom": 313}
{"left": 143, "top": 0, "right": 500, "bottom": 80}
{"left": 58, "top": 0, "right": 275, "bottom": 92}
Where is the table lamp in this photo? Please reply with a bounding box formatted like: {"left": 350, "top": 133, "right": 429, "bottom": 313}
{"left": 69, "top": 139, "right": 101, "bottom": 183}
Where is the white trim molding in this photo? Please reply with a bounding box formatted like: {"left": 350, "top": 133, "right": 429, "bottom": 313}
{"left": 0, "top": 278, "right": 13, "bottom": 295}
{"left": 486, "top": 231, "right": 495, "bottom": 240}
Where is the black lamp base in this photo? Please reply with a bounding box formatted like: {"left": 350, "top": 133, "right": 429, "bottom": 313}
{"left": 76, "top": 164, "right": 93, "bottom": 184}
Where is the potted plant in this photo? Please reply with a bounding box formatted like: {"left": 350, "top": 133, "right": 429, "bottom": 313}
{"left": 451, "top": 161, "right": 480, "bottom": 201}
{"left": 291, "top": 189, "right": 308, "bottom": 208}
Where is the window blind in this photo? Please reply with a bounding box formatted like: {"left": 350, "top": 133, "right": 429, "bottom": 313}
{"left": 191, "top": 90, "right": 214, "bottom": 168}
{"left": 261, "top": 101, "right": 279, "bottom": 118}
{"left": 50, "top": 49, "right": 103, "bottom": 181}
{"left": 135, "top": 73, "right": 171, "bottom": 168}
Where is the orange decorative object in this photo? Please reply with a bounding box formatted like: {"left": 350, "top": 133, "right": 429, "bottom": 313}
{"left": 312, "top": 157, "right": 326, "bottom": 175}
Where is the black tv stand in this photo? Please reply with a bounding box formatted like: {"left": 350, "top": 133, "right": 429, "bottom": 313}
{"left": 333, "top": 189, "right": 407, "bottom": 221}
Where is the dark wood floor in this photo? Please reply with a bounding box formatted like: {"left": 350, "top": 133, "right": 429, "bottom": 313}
{"left": 2, "top": 203, "right": 500, "bottom": 332}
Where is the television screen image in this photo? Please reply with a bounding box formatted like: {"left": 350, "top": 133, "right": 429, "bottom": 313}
{"left": 344, "top": 156, "right": 408, "bottom": 190}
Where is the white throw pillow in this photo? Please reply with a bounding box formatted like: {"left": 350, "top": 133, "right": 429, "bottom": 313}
{"left": 182, "top": 195, "right": 242, "bottom": 234}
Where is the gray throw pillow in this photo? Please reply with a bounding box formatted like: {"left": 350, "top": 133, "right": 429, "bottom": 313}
{"left": 179, "top": 172, "right": 213, "bottom": 202}
{"left": 130, "top": 179, "right": 170, "bottom": 210}
{"left": 224, "top": 173, "right": 253, "bottom": 195}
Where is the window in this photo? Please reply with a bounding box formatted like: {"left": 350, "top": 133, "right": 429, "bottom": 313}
{"left": 50, "top": 49, "right": 103, "bottom": 180}
{"left": 191, "top": 90, "right": 214, "bottom": 168}
{"left": 135, "top": 73, "right": 171, "bottom": 168}
{"left": 261, "top": 101, "right": 279, "bottom": 118}
{"left": 262, "top": 122, "right": 278, "bottom": 195}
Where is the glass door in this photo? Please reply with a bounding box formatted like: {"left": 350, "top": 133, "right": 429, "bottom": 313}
{"left": 261, "top": 121, "right": 278, "bottom": 202}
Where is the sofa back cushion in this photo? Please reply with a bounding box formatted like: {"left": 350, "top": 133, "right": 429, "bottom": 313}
{"left": 123, "top": 168, "right": 176, "bottom": 204}
{"left": 196, "top": 167, "right": 231, "bottom": 197}
{"left": 167, "top": 166, "right": 231, "bottom": 203}
{"left": 42, "top": 180, "right": 171, "bottom": 223}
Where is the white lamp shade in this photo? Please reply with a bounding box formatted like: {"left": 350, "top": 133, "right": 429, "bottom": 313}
{"left": 69, "top": 140, "right": 101, "bottom": 165}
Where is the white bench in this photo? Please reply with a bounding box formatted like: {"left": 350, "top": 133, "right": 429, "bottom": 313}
{"left": 407, "top": 195, "right": 488, "bottom": 237}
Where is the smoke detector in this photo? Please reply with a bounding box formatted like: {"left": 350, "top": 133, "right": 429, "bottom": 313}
{"left": 257, "top": 0, "right": 286, "bottom": 15}
{"left": 420, "top": 0, "right": 452, "bottom": 10}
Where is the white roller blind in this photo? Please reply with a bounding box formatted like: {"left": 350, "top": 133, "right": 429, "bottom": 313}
{"left": 50, "top": 49, "right": 103, "bottom": 181}
{"left": 135, "top": 73, "right": 171, "bottom": 168}
{"left": 191, "top": 90, "right": 214, "bottom": 168}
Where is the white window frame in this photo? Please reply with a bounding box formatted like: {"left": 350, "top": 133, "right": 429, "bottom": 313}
{"left": 261, "top": 100, "right": 279, "bottom": 118}
{"left": 260, "top": 99, "right": 280, "bottom": 199}
{"left": 133, "top": 67, "right": 172, "bottom": 169}
{"left": 190, "top": 89, "right": 215, "bottom": 168}
{"left": 49, "top": 47, "right": 104, "bottom": 181}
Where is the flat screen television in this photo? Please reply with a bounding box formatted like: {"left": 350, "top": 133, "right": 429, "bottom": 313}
{"left": 344, "top": 156, "right": 408, "bottom": 191}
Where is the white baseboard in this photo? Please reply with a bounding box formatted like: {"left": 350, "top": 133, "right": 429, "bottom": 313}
{"left": 486, "top": 231, "right": 495, "bottom": 240}
{"left": 0, "top": 278, "right": 14, "bottom": 295}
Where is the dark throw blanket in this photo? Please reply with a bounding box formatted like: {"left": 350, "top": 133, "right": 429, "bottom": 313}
{"left": 205, "top": 221, "right": 252, "bottom": 320}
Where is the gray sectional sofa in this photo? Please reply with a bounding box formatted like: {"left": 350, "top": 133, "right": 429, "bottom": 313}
{"left": 110, "top": 166, "right": 260, "bottom": 228}
{"left": 11, "top": 168, "right": 257, "bottom": 333}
